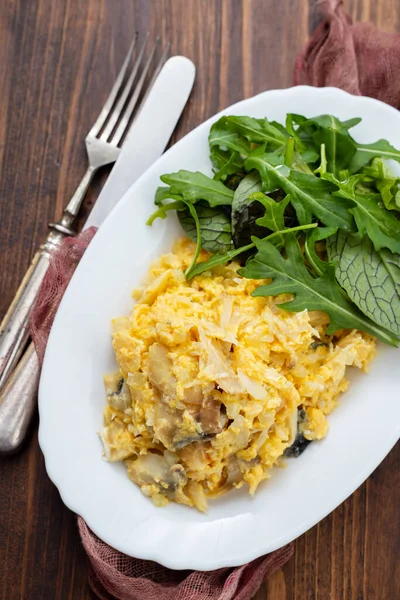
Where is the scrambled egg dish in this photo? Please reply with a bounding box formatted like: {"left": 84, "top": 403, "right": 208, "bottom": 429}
{"left": 101, "top": 238, "right": 376, "bottom": 511}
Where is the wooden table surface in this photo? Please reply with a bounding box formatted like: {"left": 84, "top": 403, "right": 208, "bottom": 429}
{"left": 1, "top": 1, "right": 400, "bottom": 599}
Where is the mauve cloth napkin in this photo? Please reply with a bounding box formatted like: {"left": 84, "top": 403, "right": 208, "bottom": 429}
{"left": 294, "top": 0, "right": 400, "bottom": 108}
{"left": 30, "top": 1, "right": 400, "bottom": 598}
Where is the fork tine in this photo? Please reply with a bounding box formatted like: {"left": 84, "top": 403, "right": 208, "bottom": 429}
{"left": 110, "top": 37, "right": 161, "bottom": 146}
{"left": 101, "top": 33, "right": 150, "bottom": 142}
{"left": 88, "top": 32, "right": 138, "bottom": 138}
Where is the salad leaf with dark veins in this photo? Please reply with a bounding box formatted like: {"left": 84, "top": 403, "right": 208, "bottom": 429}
{"left": 178, "top": 202, "right": 233, "bottom": 254}
{"left": 231, "top": 172, "right": 262, "bottom": 218}
{"left": 231, "top": 187, "right": 266, "bottom": 250}
{"left": 230, "top": 172, "right": 263, "bottom": 245}
{"left": 327, "top": 231, "right": 400, "bottom": 337}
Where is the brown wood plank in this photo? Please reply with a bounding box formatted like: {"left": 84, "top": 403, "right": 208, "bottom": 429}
{"left": 0, "top": 1, "right": 399, "bottom": 599}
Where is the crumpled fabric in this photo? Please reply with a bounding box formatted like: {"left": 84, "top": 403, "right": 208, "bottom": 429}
{"left": 79, "top": 519, "right": 293, "bottom": 600}
{"left": 293, "top": 0, "right": 400, "bottom": 109}
{"left": 31, "top": 1, "right": 400, "bottom": 596}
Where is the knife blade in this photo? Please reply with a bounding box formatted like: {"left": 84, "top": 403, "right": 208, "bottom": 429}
{"left": 0, "top": 55, "right": 195, "bottom": 454}
{"left": 85, "top": 55, "right": 195, "bottom": 229}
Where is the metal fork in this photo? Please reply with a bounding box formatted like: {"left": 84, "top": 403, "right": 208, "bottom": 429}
{"left": 0, "top": 34, "right": 168, "bottom": 394}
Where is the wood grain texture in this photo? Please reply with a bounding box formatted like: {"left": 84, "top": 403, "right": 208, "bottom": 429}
{"left": 0, "top": 1, "right": 399, "bottom": 599}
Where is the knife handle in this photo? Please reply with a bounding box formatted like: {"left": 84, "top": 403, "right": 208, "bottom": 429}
{"left": 0, "top": 343, "right": 39, "bottom": 454}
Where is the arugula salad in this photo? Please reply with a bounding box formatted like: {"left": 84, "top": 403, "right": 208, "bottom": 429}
{"left": 147, "top": 113, "right": 400, "bottom": 347}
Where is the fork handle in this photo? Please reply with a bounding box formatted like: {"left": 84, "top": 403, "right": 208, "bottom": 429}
{"left": 0, "top": 343, "right": 40, "bottom": 454}
{"left": 0, "top": 166, "right": 97, "bottom": 392}
{"left": 0, "top": 248, "right": 53, "bottom": 391}
{"left": 63, "top": 165, "right": 96, "bottom": 223}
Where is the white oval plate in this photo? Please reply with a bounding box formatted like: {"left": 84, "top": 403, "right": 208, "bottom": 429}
{"left": 39, "top": 86, "right": 400, "bottom": 571}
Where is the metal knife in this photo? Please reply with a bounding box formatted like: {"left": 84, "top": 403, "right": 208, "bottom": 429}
{"left": 0, "top": 55, "right": 196, "bottom": 454}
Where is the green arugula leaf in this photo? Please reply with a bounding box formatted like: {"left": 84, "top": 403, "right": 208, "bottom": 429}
{"left": 210, "top": 147, "right": 244, "bottom": 180}
{"left": 160, "top": 170, "right": 234, "bottom": 207}
{"left": 186, "top": 223, "right": 317, "bottom": 280}
{"left": 186, "top": 242, "right": 254, "bottom": 279}
{"left": 252, "top": 192, "right": 291, "bottom": 248}
{"left": 209, "top": 118, "right": 252, "bottom": 156}
{"left": 270, "top": 120, "right": 291, "bottom": 137}
{"left": 289, "top": 113, "right": 314, "bottom": 140}
{"left": 291, "top": 151, "right": 315, "bottom": 175}
{"left": 154, "top": 186, "right": 181, "bottom": 206}
{"left": 284, "top": 137, "right": 295, "bottom": 167}
{"left": 304, "top": 115, "right": 360, "bottom": 174}
{"left": 245, "top": 149, "right": 354, "bottom": 230}
{"left": 148, "top": 199, "right": 203, "bottom": 275}
{"left": 254, "top": 193, "right": 290, "bottom": 231}
{"left": 293, "top": 114, "right": 400, "bottom": 179}
{"left": 285, "top": 114, "right": 319, "bottom": 165}
{"left": 146, "top": 201, "right": 185, "bottom": 225}
{"left": 223, "top": 115, "right": 287, "bottom": 147}
{"left": 350, "top": 138, "right": 400, "bottom": 173}
{"left": 363, "top": 158, "right": 400, "bottom": 211}
{"left": 321, "top": 171, "right": 400, "bottom": 253}
{"left": 328, "top": 231, "right": 400, "bottom": 337}
{"left": 238, "top": 234, "right": 399, "bottom": 346}
{"left": 178, "top": 202, "right": 233, "bottom": 254}
{"left": 304, "top": 226, "right": 338, "bottom": 276}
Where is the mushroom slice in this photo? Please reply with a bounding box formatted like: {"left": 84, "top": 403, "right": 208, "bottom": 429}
{"left": 127, "top": 452, "right": 187, "bottom": 494}
{"left": 173, "top": 432, "right": 215, "bottom": 450}
{"left": 224, "top": 455, "right": 261, "bottom": 487}
{"left": 152, "top": 395, "right": 210, "bottom": 451}
{"left": 172, "top": 395, "right": 224, "bottom": 449}
{"left": 153, "top": 402, "right": 217, "bottom": 451}
{"left": 148, "top": 343, "right": 177, "bottom": 400}
{"left": 198, "top": 395, "right": 223, "bottom": 435}
{"left": 153, "top": 402, "right": 182, "bottom": 451}
{"left": 104, "top": 375, "right": 132, "bottom": 411}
